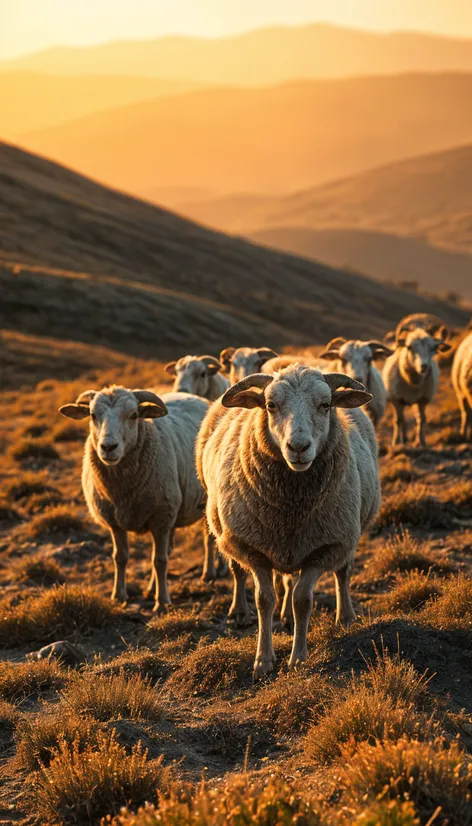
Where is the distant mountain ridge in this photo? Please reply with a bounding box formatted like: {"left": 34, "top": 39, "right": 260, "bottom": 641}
{"left": 5, "top": 24, "right": 472, "bottom": 83}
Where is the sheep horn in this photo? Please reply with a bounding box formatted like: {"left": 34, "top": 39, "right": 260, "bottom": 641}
{"left": 323, "top": 373, "right": 366, "bottom": 392}
{"left": 132, "top": 390, "right": 166, "bottom": 405}
{"left": 366, "top": 341, "right": 394, "bottom": 355}
{"left": 325, "top": 336, "right": 346, "bottom": 350}
{"left": 222, "top": 373, "right": 274, "bottom": 408}
{"left": 200, "top": 355, "right": 223, "bottom": 369}
{"left": 76, "top": 390, "right": 96, "bottom": 407}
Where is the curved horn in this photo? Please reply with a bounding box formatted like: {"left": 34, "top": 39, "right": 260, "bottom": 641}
{"left": 219, "top": 347, "right": 236, "bottom": 369}
{"left": 325, "top": 336, "right": 346, "bottom": 350}
{"left": 222, "top": 373, "right": 274, "bottom": 409}
{"left": 76, "top": 389, "right": 96, "bottom": 407}
{"left": 365, "top": 340, "right": 394, "bottom": 357}
{"left": 200, "top": 355, "right": 223, "bottom": 373}
{"left": 132, "top": 390, "right": 166, "bottom": 405}
{"left": 255, "top": 347, "right": 278, "bottom": 362}
{"left": 323, "top": 373, "right": 366, "bottom": 392}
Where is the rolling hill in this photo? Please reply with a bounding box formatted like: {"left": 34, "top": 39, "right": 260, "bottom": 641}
{"left": 0, "top": 72, "right": 203, "bottom": 140}
{"left": 16, "top": 74, "right": 472, "bottom": 196}
{"left": 1, "top": 141, "right": 466, "bottom": 382}
{"left": 5, "top": 24, "right": 472, "bottom": 84}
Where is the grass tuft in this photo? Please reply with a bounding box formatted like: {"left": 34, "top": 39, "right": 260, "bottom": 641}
{"left": 0, "top": 659, "right": 65, "bottom": 703}
{"left": 377, "top": 571, "right": 441, "bottom": 614}
{"left": 9, "top": 438, "right": 59, "bottom": 463}
{"left": 367, "top": 530, "right": 440, "bottom": 579}
{"left": 26, "top": 505, "right": 87, "bottom": 539}
{"left": 16, "top": 713, "right": 98, "bottom": 772}
{"left": 2, "top": 471, "right": 57, "bottom": 502}
{"left": 421, "top": 575, "right": 472, "bottom": 631}
{"left": 0, "top": 585, "right": 118, "bottom": 648}
{"left": 11, "top": 552, "right": 65, "bottom": 586}
{"left": 63, "top": 673, "right": 165, "bottom": 722}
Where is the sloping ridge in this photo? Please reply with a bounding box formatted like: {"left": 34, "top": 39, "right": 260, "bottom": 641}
{"left": 0, "top": 141, "right": 467, "bottom": 362}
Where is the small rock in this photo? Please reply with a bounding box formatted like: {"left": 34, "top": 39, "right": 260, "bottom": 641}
{"left": 29, "top": 640, "right": 84, "bottom": 666}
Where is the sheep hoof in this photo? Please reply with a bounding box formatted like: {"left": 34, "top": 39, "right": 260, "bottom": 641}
{"left": 287, "top": 653, "right": 307, "bottom": 670}
{"left": 227, "top": 609, "right": 253, "bottom": 627}
{"left": 153, "top": 601, "right": 172, "bottom": 615}
{"left": 111, "top": 591, "right": 128, "bottom": 605}
{"left": 201, "top": 569, "right": 217, "bottom": 583}
{"left": 253, "top": 655, "right": 276, "bottom": 681}
{"left": 280, "top": 614, "right": 294, "bottom": 633}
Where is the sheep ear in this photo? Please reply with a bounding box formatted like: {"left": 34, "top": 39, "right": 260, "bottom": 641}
{"left": 367, "top": 341, "right": 394, "bottom": 359}
{"left": 319, "top": 349, "right": 340, "bottom": 361}
{"left": 164, "top": 361, "right": 177, "bottom": 375}
{"left": 437, "top": 325, "right": 449, "bottom": 341}
{"left": 255, "top": 348, "right": 278, "bottom": 368}
{"left": 138, "top": 403, "right": 168, "bottom": 419}
{"left": 59, "top": 404, "right": 90, "bottom": 420}
{"left": 219, "top": 347, "right": 236, "bottom": 370}
{"left": 201, "top": 356, "right": 223, "bottom": 375}
{"left": 331, "top": 390, "right": 373, "bottom": 409}
{"left": 434, "top": 341, "right": 451, "bottom": 353}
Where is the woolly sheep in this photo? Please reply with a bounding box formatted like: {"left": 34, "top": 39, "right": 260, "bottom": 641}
{"left": 451, "top": 331, "right": 472, "bottom": 440}
{"left": 384, "top": 314, "right": 448, "bottom": 347}
{"left": 196, "top": 365, "right": 380, "bottom": 678}
{"left": 59, "top": 386, "right": 218, "bottom": 608}
{"left": 164, "top": 355, "right": 230, "bottom": 401}
{"left": 220, "top": 347, "right": 278, "bottom": 384}
{"left": 263, "top": 354, "right": 330, "bottom": 374}
{"left": 383, "top": 326, "right": 451, "bottom": 447}
{"left": 319, "top": 338, "right": 393, "bottom": 428}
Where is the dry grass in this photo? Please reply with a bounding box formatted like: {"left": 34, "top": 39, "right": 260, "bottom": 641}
{"left": 377, "top": 572, "right": 441, "bottom": 614}
{"left": 95, "top": 648, "right": 169, "bottom": 684}
{"left": 366, "top": 530, "right": 440, "bottom": 579}
{"left": 421, "top": 574, "right": 472, "bottom": 631}
{"left": 51, "top": 420, "right": 87, "bottom": 443}
{"left": 29, "top": 732, "right": 172, "bottom": 825}
{"left": 8, "top": 437, "right": 59, "bottom": 463}
{"left": 0, "top": 585, "right": 118, "bottom": 648}
{"left": 25, "top": 505, "right": 88, "bottom": 539}
{"left": 376, "top": 487, "right": 453, "bottom": 530}
{"left": 142, "top": 609, "right": 213, "bottom": 647}
{"left": 11, "top": 552, "right": 65, "bottom": 586}
{"left": 2, "top": 471, "right": 57, "bottom": 502}
{"left": 16, "top": 713, "right": 98, "bottom": 772}
{"left": 340, "top": 737, "right": 472, "bottom": 826}
{"left": 245, "top": 671, "right": 333, "bottom": 734}
{"left": 22, "top": 491, "right": 64, "bottom": 515}
{"left": 358, "top": 651, "right": 432, "bottom": 711}
{"left": 116, "top": 775, "right": 326, "bottom": 826}
{"left": 0, "top": 659, "right": 65, "bottom": 703}
{"left": 0, "top": 699, "right": 19, "bottom": 749}
{"left": 62, "top": 673, "right": 165, "bottom": 722}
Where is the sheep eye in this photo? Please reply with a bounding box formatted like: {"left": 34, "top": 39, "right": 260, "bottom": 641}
{"left": 320, "top": 402, "right": 331, "bottom": 412}
{"left": 266, "top": 401, "right": 276, "bottom": 412}
{"left": 130, "top": 412, "right": 138, "bottom": 420}
{"left": 201, "top": 372, "right": 206, "bottom": 378}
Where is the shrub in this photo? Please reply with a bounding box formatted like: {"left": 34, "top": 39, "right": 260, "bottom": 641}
{"left": 367, "top": 530, "right": 440, "bottom": 579}
{"left": 9, "top": 438, "right": 59, "bottom": 463}
{"left": 29, "top": 732, "right": 171, "bottom": 825}
{"left": 0, "top": 585, "right": 118, "bottom": 648}
{"left": 0, "top": 659, "right": 64, "bottom": 703}
{"left": 340, "top": 737, "right": 472, "bottom": 826}
{"left": 377, "top": 572, "right": 441, "bottom": 614}
{"left": 26, "top": 505, "right": 87, "bottom": 539}
{"left": 358, "top": 650, "right": 431, "bottom": 711}
{"left": 11, "top": 552, "right": 65, "bottom": 586}
{"left": 421, "top": 575, "right": 472, "bottom": 631}
{"left": 16, "top": 713, "right": 98, "bottom": 772}
{"left": 63, "top": 673, "right": 165, "bottom": 722}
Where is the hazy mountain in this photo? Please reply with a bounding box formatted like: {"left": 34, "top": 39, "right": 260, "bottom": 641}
{"left": 1, "top": 141, "right": 465, "bottom": 363}
{"left": 16, "top": 74, "right": 472, "bottom": 195}
{"left": 5, "top": 24, "right": 472, "bottom": 84}
{"left": 0, "top": 72, "right": 202, "bottom": 139}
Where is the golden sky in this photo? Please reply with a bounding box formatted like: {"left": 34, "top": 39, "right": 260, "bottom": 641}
{"left": 2, "top": 0, "right": 472, "bottom": 60}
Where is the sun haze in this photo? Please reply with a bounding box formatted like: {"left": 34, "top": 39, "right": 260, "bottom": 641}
{"left": 3, "top": 0, "right": 472, "bottom": 60}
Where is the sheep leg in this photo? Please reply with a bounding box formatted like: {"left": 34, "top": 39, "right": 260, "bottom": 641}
{"left": 110, "top": 527, "right": 129, "bottom": 604}
{"left": 252, "top": 566, "right": 276, "bottom": 680}
{"left": 227, "top": 559, "right": 252, "bottom": 626}
{"left": 414, "top": 402, "right": 427, "bottom": 448}
{"left": 149, "top": 528, "right": 172, "bottom": 613}
{"left": 273, "top": 571, "right": 284, "bottom": 616}
{"left": 458, "top": 394, "right": 472, "bottom": 440}
{"left": 288, "top": 565, "right": 322, "bottom": 669}
{"left": 333, "top": 563, "right": 355, "bottom": 625}
{"left": 216, "top": 550, "right": 229, "bottom": 578}
{"left": 280, "top": 574, "right": 294, "bottom": 630}
{"left": 145, "top": 529, "right": 174, "bottom": 597}
{"left": 201, "top": 530, "right": 217, "bottom": 582}
{"left": 391, "top": 402, "right": 406, "bottom": 447}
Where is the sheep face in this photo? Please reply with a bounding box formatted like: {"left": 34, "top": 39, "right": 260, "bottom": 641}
{"left": 165, "top": 355, "right": 222, "bottom": 397}
{"left": 221, "top": 347, "right": 278, "bottom": 382}
{"left": 59, "top": 387, "right": 167, "bottom": 466}
{"left": 222, "top": 366, "right": 371, "bottom": 473}
{"left": 397, "top": 329, "right": 450, "bottom": 379}
{"left": 320, "top": 339, "right": 393, "bottom": 384}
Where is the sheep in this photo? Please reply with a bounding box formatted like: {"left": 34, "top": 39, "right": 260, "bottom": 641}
{"left": 384, "top": 314, "right": 447, "bottom": 347}
{"left": 383, "top": 326, "right": 451, "bottom": 447}
{"left": 220, "top": 347, "right": 278, "bottom": 384}
{"left": 59, "top": 385, "right": 219, "bottom": 608}
{"left": 196, "top": 365, "right": 380, "bottom": 678}
{"left": 451, "top": 331, "right": 472, "bottom": 440}
{"left": 318, "top": 338, "right": 393, "bottom": 427}
{"left": 164, "top": 355, "right": 229, "bottom": 401}
{"left": 263, "top": 354, "right": 329, "bottom": 374}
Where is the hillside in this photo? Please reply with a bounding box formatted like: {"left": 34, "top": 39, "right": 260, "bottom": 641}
{"left": 16, "top": 74, "right": 472, "bottom": 196}
{"left": 5, "top": 23, "right": 472, "bottom": 83}
{"left": 0, "top": 72, "right": 203, "bottom": 140}
{"left": 0, "top": 141, "right": 467, "bottom": 389}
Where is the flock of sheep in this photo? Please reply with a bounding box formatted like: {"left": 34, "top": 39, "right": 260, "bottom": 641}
{"left": 59, "top": 313, "right": 472, "bottom": 678}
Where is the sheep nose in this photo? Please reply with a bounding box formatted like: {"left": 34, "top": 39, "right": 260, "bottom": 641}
{"left": 103, "top": 442, "right": 118, "bottom": 453}
{"left": 288, "top": 441, "right": 311, "bottom": 454}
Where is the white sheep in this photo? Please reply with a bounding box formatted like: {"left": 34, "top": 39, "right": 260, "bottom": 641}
{"left": 451, "top": 331, "right": 472, "bottom": 440}
{"left": 197, "top": 365, "right": 380, "bottom": 678}
{"left": 384, "top": 313, "right": 447, "bottom": 347}
{"left": 319, "top": 338, "right": 393, "bottom": 428}
{"left": 220, "top": 347, "right": 278, "bottom": 384}
{"left": 164, "top": 355, "right": 229, "bottom": 400}
{"left": 59, "top": 385, "right": 219, "bottom": 607}
{"left": 383, "top": 326, "right": 451, "bottom": 447}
